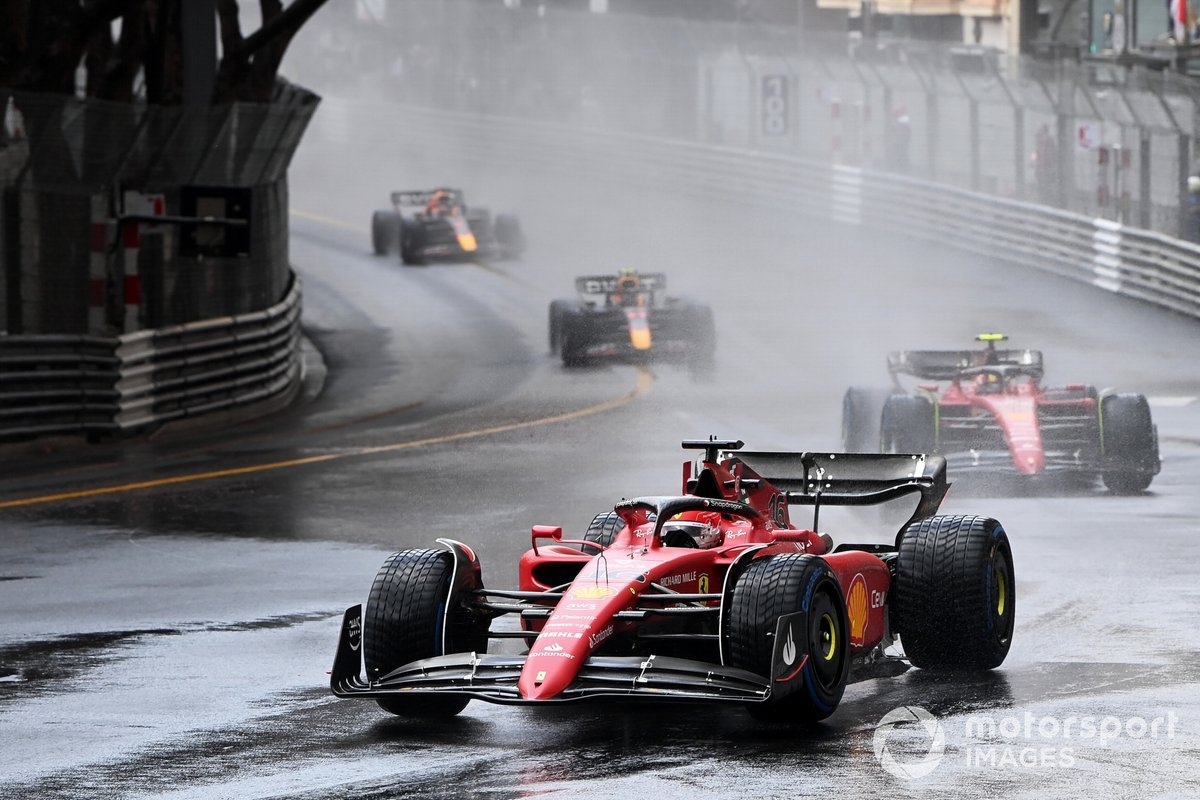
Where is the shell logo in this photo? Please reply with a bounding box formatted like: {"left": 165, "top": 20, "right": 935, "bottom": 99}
{"left": 571, "top": 585, "right": 616, "bottom": 599}
{"left": 847, "top": 573, "right": 868, "bottom": 647}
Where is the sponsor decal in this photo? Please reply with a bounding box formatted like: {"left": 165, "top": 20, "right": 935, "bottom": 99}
{"left": 549, "top": 613, "right": 594, "bottom": 621}
{"left": 347, "top": 615, "right": 362, "bottom": 652}
{"left": 871, "top": 589, "right": 887, "bottom": 609}
{"left": 544, "top": 643, "right": 564, "bottom": 652}
{"left": 535, "top": 671, "right": 547, "bottom": 682}
{"left": 588, "top": 625, "right": 614, "bottom": 649}
{"left": 660, "top": 571, "right": 698, "bottom": 588}
{"left": 847, "top": 573, "right": 869, "bottom": 647}
{"left": 563, "top": 602, "right": 598, "bottom": 610}
{"left": 698, "top": 574, "right": 710, "bottom": 593}
{"left": 571, "top": 585, "right": 616, "bottom": 599}
{"left": 539, "top": 631, "right": 584, "bottom": 639}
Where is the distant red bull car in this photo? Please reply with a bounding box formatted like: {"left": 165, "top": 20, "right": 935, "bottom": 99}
{"left": 841, "top": 334, "right": 1160, "bottom": 493}
{"left": 548, "top": 270, "right": 715, "bottom": 368}
{"left": 331, "top": 438, "right": 1014, "bottom": 723}
{"left": 370, "top": 188, "right": 523, "bottom": 265}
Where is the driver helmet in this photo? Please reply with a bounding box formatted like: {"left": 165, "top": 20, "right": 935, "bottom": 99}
{"left": 661, "top": 512, "right": 722, "bottom": 549}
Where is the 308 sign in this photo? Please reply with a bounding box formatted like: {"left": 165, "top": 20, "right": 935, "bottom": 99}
{"left": 761, "top": 75, "right": 789, "bottom": 136}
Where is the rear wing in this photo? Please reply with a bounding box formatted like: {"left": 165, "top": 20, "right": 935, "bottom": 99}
{"left": 730, "top": 451, "right": 949, "bottom": 530}
{"left": 888, "top": 348, "right": 1043, "bottom": 382}
{"left": 391, "top": 189, "right": 465, "bottom": 209}
{"left": 575, "top": 273, "right": 667, "bottom": 296}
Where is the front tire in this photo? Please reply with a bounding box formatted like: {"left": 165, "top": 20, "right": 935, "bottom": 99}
{"left": 582, "top": 511, "right": 623, "bottom": 550}
{"left": 726, "top": 554, "right": 850, "bottom": 723}
{"left": 363, "top": 549, "right": 488, "bottom": 717}
{"left": 1100, "top": 393, "right": 1159, "bottom": 494}
{"left": 894, "top": 515, "right": 1014, "bottom": 670}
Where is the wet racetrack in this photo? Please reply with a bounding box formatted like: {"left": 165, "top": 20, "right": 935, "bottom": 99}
{"left": 1, "top": 108, "right": 1199, "bottom": 800}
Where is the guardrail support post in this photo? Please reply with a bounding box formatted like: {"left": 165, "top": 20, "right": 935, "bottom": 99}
{"left": 1178, "top": 134, "right": 1191, "bottom": 238}
{"left": 1137, "top": 131, "right": 1151, "bottom": 229}
{"left": 969, "top": 98, "right": 981, "bottom": 191}
{"left": 1013, "top": 105, "right": 1026, "bottom": 200}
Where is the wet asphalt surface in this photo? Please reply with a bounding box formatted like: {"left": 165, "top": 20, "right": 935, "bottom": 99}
{"left": 2, "top": 109, "right": 1200, "bottom": 799}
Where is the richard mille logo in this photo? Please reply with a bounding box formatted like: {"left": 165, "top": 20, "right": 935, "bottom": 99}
{"left": 782, "top": 625, "right": 797, "bottom": 666}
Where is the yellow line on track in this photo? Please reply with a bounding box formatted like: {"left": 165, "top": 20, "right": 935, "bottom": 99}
{"left": 290, "top": 208, "right": 364, "bottom": 233}
{"left": 0, "top": 368, "right": 654, "bottom": 510}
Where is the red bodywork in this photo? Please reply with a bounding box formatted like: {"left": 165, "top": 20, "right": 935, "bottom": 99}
{"left": 331, "top": 442, "right": 947, "bottom": 709}
{"left": 514, "top": 454, "right": 892, "bottom": 701}
{"left": 888, "top": 344, "right": 1102, "bottom": 477}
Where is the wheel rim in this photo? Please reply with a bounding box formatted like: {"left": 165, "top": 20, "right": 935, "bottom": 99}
{"left": 989, "top": 546, "right": 1013, "bottom": 644}
{"left": 808, "top": 589, "right": 844, "bottom": 689}
{"left": 994, "top": 571, "right": 1007, "bottom": 618}
{"left": 819, "top": 612, "right": 837, "bottom": 662}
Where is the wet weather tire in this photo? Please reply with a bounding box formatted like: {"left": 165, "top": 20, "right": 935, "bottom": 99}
{"left": 881, "top": 395, "right": 935, "bottom": 454}
{"left": 842, "top": 387, "right": 893, "bottom": 452}
{"left": 582, "top": 511, "right": 623, "bottom": 550}
{"left": 549, "top": 299, "right": 576, "bottom": 355}
{"left": 364, "top": 549, "right": 485, "bottom": 717}
{"left": 726, "top": 554, "right": 850, "bottom": 723}
{"left": 1100, "top": 393, "right": 1159, "bottom": 494}
{"left": 371, "top": 210, "right": 400, "bottom": 256}
{"left": 894, "top": 515, "right": 1014, "bottom": 671}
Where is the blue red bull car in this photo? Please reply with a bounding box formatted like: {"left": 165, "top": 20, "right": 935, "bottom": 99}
{"left": 548, "top": 271, "right": 715, "bottom": 368}
{"left": 841, "top": 334, "right": 1160, "bottom": 493}
{"left": 331, "top": 438, "right": 1014, "bottom": 723}
{"left": 370, "top": 188, "right": 523, "bottom": 265}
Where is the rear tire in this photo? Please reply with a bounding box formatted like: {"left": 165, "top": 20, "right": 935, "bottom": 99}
{"left": 1100, "top": 393, "right": 1159, "bottom": 494}
{"left": 894, "top": 515, "right": 1013, "bottom": 670}
{"left": 549, "top": 299, "right": 577, "bottom": 355}
{"left": 371, "top": 210, "right": 400, "bottom": 256}
{"left": 363, "top": 549, "right": 487, "bottom": 717}
{"left": 559, "top": 313, "right": 589, "bottom": 367}
{"left": 726, "top": 554, "right": 850, "bottom": 723}
{"left": 881, "top": 394, "right": 935, "bottom": 454}
{"left": 842, "top": 387, "right": 893, "bottom": 452}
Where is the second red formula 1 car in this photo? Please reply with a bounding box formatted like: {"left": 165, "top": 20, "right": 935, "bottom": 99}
{"left": 842, "top": 334, "right": 1161, "bottom": 493}
{"left": 331, "top": 438, "right": 1014, "bottom": 723}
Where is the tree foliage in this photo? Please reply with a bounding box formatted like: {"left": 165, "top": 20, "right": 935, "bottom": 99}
{"left": 0, "top": 0, "right": 330, "bottom": 104}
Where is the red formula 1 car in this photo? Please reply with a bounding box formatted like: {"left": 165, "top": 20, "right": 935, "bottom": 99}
{"left": 842, "top": 334, "right": 1161, "bottom": 493}
{"left": 331, "top": 439, "right": 1014, "bottom": 723}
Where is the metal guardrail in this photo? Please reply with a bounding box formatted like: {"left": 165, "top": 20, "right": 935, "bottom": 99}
{"left": 0, "top": 276, "right": 301, "bottom": 442}
{"left": 319, "top": 101, "right": 1200, "bottom": 324}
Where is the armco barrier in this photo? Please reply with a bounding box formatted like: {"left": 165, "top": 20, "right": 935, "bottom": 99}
{"left": 317, "top": 101, "right": 1200, "bottom": 322}
{"left": 0, "top": 276, "right": 301, "bottom": 442}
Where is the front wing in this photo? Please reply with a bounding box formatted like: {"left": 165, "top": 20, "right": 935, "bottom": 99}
{"left": 330, "top": 605, "right": 772, "bottom": 705}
